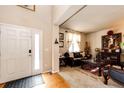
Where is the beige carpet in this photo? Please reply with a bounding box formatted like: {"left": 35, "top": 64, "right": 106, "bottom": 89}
{"left": 59, "top": 67, "right": 124, "bottom": 88}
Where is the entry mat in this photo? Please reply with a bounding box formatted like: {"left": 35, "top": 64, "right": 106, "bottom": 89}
{"left": 4, "top": 75, "right": 44, "bottom": 88}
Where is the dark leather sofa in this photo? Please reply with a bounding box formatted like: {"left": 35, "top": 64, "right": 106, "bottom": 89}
{"left": 63, "top": 52, "right": 73, "bottom": 67}
{"left": 63, "top": 52, "right": 82, "bottom": 67}
{"left": 73, "top": 52, "right": 83, "bottom": 66}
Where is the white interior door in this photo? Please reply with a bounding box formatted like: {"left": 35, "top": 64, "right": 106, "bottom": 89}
{"left": 1, "top": 25, "right": 32, "bottom": 82}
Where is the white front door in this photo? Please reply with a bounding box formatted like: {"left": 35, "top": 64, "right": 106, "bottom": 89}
{"left": 18, "top": 29, "right": 32, "bottom": 78}
{"left": 1, "top": 25, "right": 32, "bottom": 82}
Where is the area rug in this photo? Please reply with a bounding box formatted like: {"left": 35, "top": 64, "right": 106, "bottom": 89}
{"left": 4, "top": 75, "right": 44, "bottom": 88}
{"left": 81, "top": 62, "right": 99, "bottom": 75}
{"left": 59, "top": 67, "right": 123, "bottom": 88}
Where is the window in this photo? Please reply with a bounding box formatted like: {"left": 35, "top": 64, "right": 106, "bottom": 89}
{"left": 34, "top": 33, "right": 40, "bottom": 70}
{"left": 67, "top": 33, "right": 81, "bottom": 52}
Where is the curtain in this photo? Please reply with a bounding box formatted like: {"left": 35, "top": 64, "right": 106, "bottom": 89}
{"left": 66, "top": 32, "right": 81, "bottom": 52}
{"left": 66, "top": 33, "right": 73, "bottom": 51}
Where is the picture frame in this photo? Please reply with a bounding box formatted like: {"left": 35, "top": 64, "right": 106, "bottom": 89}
{"left": 102, "top": 33, "right": 121, "bottom": 50}
{"left": 18, "top": 5, "right": 35, "bottom": 11}
{"left": 59, "top": 41, "right": 64, "bottom": 48}
{"left": 59, "top": 33, "right": 64, "bottom": 41}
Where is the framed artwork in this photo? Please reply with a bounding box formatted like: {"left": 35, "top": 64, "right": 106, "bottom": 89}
{"left": 59, "top": 33, "right": 64, "bottom": 41}
{"left": 59, "top": 41, "right": 64, "bottom": 48}
{"left": 18, "top": 5, "right": 35, "bottom": 11}
{"left": 102, "top": 33, "right": 122, "bottom": 50}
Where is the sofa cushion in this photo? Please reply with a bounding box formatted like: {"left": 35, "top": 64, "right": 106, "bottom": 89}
{"left": 73, "top": 52, "right": 82, "bottom": 58}
{"left": 64, "top": 52, "right": 70, "bottom": 58}
{"left": 110, "top": 68, "right": 124, "bottom": 84}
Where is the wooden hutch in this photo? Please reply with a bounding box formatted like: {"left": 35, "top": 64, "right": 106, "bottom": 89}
{"left": 101, "top": 32, "right": 122, "bottom": 66}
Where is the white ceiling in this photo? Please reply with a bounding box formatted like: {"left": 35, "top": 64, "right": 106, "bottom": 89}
{"left": 61, "top": 5, "right": 124, "bottom": 33}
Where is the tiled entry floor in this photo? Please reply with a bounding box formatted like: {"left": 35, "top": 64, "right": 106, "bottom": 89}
{"left": 4, "top": 75, "right": 44, "bottom": 88}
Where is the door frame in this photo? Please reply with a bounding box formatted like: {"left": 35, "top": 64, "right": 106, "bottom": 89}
{"left": 0, "top": 23, "right": 43, "bottom": 83}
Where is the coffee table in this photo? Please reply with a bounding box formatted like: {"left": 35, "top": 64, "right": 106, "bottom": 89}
{"left": 81, "top": 59, "right": 104, "bottom": 76}
{"left": 81, "top": 59, "right": 97, "bottom": 70}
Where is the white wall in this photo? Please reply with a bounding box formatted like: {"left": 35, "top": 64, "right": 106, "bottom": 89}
{"left": 52, "top": 25, "right": 59, "bottom": 73}
{"left": 0, "top": 5, "right": 52, "bottom": 72}
{"left": 86, "top": 29, "right": 109, "bottom": 58}
{"left": 59, "top": 28, "right": 68, "bottom": 54}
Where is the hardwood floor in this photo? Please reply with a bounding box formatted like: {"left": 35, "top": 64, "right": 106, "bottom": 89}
{"left": 0, "top": 84, "right": 5, "bottom": 88}
{"left": 42, "top": 73, "right": 70, "bottom": 88}
{"left": 1, "top": 67, "right": 123, "bottom": 88}
{"left": 59, "top": 67, "right": 124, "bottom": 88}
{"left": 0, "top": 73, "right": 70, "bottom": 88}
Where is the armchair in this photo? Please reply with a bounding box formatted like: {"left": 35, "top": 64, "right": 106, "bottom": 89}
{"left": 73, "top": 52, "right": 83, "bottom": 66}
{"left": 63, "top": 52, "right": 83, "bottom": 67}
{"left": 63, "top": 52, "right": 74, "bottom": 67}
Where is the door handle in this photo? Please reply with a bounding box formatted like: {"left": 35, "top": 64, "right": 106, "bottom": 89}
{"left": 29, "top": 49, "right": 31, "bottom": 53}
{"left": 29, "top": 49, "right": 32, "bottom": 56}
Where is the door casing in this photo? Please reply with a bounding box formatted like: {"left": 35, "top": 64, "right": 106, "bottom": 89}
{"left": 0, "top": 23, "right": 43, "bottom": 83}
